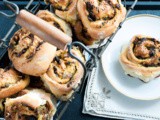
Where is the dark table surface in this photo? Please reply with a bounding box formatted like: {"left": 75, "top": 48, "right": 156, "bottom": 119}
{"left": 0, "top": 0, "right": 160, "bottom": 120}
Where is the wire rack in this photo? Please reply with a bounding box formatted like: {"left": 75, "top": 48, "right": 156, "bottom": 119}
{"left": 0, "top": 0, "right": 138, "bottom": 120}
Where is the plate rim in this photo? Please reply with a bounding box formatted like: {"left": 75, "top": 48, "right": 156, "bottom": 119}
{"left": 101, "top": 14, "right": 160, "bottom": 101}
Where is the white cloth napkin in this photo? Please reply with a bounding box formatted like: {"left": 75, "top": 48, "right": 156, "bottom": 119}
{"left": 83, "top": 61, "right": 160, "bottom": 120}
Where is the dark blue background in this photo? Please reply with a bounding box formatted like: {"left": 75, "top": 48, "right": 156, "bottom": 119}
{"left": 0, "top": 0, "right": 160, "bottom": 120}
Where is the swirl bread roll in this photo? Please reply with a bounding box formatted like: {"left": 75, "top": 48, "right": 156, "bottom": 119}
{"left": 41, "top": 47, "right": 85, "bottom": 101}
{"left": 36, "top": 10, "right": 72, "bottom": 37}
{"left": 8, "top": 28, "right": 57, "bottom": 76}
{"left": 74, "top": 21, "right": 97, "bottom": 45}
{"left": 0, "top": 68, "right": 29, "bottom": 99}
{"left": 5, "top": 89, "right": 56, "bottom": 120}
{"left": 75, "top": 0, "right": 126, "bottom": 45}
{"left": 45, "top": 0, "right": 78, "bottom": 25}
{"left": 119, "top": 35, "right": 160, "bottom": 82}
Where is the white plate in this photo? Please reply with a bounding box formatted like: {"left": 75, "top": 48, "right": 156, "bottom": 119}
{"left": 101, "top": 14, "right": 160, "bottom": 100}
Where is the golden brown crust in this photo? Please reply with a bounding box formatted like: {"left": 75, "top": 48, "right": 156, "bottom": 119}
{"left": 41, "top": 47, "right": 85, "bottom": 101}
{"left": 8, "top": 28, "right": 57, "bottom": 76}
{"left": 119, "top": 35, "right": 160, "bottom": 82}
{"left": 74, "top": 21, "right": 98, "bottom": 45}
{"left": 0, "top": 68, "right": 30, "bottom": 99}
{"left": 36, "top": 10, "right": 72, "bottom": 37}
{"left": 5, "top": 89, "right": 56, "bottom": 120}
{"left": 45, "top": 0, "right": 78, "bottom": 25}
{"left": 76, "top": 0, "right": 126, "bottom": 45}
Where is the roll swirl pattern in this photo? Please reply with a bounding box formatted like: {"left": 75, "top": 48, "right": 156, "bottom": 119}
{"left": 41, "top": 47, "right": 85, "bottom": 101}
{"left": 8, "top": 28, "right": 57, "bottom": 76}
{"left": 45, "top": 0, "right": 78, "bottom": 25}
{"left": 5, "top": 89, "right": 56, "bottom": 120}
{"left": 119, "top": 35, "right": 160, "bottom": 82}
{"left": 36, "top": 10, "right": 72, "bottom": 37}
{"left": 0, "top": 68, "right": 30, "bottom": 99}
{"left": 75, "top": 0, "right": 126, "bottom": 45}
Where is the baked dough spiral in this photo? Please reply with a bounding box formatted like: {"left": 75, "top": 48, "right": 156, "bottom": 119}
{"left": 41, "top": 47, "right": 85, "bottom": 101}
{"left": 36, "top": 10, "right": 72, "bottom": 37}
{"left": 8, "top": 28, "right": 57, "bottom": 76}
{"left": 119, "top": 35, "right": 160, "bottom": 82}
{"left": 0, "top": 68, "right": 30, "bottom": 99}
{"left": 5, "top": 89, "right": 56, "bottom": 120}
{"left": 75, "top": 0, "right": 126, "bottom": 45}
{"left": 45, "top": 0, "right": 78, "bottom": 25}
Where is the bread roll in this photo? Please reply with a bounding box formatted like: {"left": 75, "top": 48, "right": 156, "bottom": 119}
{"left": 0, "top": 68, "right": 29, "bottom": 99}
{"left": 5, "top": 89, "right": 56, "bottom": 120}
{"left": 36, "top": 10, "right": 72, "bottom": 37}
{"left": 119, "top": 35, "right": 160, "bottom": 82}
{"left": 45, "top": 0, "right": 78, "bottom": 25}
{"left": 75, "top": 0, "right": 126, "bottom": 45}
{"left": 8, "top": 28, "right": 57, "bottom": 76}
{"left": 41, "top": 47, "right": 85, "bottom": 101}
